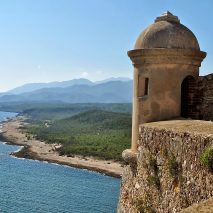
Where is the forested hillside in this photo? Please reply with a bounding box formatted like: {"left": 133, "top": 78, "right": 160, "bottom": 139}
{"left": 9, "top": 103, "right": 132, "bottom": 161}
{"left": 24, "top": 109, "right": 131, "bottom": 161}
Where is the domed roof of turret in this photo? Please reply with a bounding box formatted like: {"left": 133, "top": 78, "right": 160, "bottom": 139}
{"left": 134, "top": 11, "right": 200, "bottom": 50}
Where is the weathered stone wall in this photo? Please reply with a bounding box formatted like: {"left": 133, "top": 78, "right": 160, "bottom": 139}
{"left": 197, "top": 74, "right": 213, "bottom": 121}
{"left": 118, "top": 120, "right": 213, "bottom": 213}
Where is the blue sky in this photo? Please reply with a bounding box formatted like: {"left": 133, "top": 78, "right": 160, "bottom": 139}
{"left": 0, "top": 0, "right": 212, "bottom": 92}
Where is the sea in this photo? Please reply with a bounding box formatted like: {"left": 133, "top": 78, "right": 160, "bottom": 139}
{"left": 0, "top": 111, "right": 121, "bottom": 213}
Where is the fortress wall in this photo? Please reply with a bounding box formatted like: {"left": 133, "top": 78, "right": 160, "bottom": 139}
{"left": 118, "top": 121, "right": 213, "bottom": 213}
{"left": 197, "top": 74, "right": 213, "bottom": 121}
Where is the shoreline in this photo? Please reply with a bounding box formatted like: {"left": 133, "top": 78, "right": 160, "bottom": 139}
{"left": 0, "top": 117, "right": 123, "bottom": 178}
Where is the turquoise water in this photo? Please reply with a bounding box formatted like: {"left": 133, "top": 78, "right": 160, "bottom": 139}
{"left": 0, "top": 111, "right": 17, "bottom": 122}
{"left": 0, "top": 112, "right": 120, "bottom": 213}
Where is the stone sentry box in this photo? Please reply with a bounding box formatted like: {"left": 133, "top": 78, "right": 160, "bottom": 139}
{"left": 123, "top": 11, "right": 206, "bottom": 159}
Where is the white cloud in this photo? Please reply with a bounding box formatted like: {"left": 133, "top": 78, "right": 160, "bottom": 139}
{"left": 81, "top": 71, "right": 89, "bottom": 78}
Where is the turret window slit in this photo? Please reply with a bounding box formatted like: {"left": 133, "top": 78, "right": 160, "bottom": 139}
{"left": 144, "top": 78, "right": 149, "bottom": 95}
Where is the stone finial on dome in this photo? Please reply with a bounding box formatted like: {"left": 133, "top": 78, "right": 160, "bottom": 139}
{"left": 155, "top": 11, "right": 180, "bottom": 23}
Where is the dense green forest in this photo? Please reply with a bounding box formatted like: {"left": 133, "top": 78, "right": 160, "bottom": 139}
{"left": 3, "top": 102, "right": 132, "bottom": 161}
{"left": 0, "top": 102, "right": 131, "bottom": 120}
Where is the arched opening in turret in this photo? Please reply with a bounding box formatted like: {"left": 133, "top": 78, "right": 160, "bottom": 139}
{"left": 181, "top": 76, "right": 197, "bottom": 118}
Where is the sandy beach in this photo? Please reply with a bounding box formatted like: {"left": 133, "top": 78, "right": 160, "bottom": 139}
{"left": 0, "top": 117, "right": 123, "bottom": 178}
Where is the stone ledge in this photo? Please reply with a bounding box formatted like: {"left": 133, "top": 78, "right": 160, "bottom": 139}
{"left": 140, "top": 119, "right": 213, "bottom": 136}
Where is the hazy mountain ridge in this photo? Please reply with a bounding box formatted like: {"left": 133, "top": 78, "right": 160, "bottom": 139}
{"left": 7, "top": 78, "right": 94, "bottom": 94}
{"left": 6, "top": 77, "right": 131, "bottom": 95}
{"left": 0, "top": 78, "right": 133, "bottom": 103}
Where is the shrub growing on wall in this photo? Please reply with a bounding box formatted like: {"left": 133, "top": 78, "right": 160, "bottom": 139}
{"left": 200, "top": 147, "right": 213, "bottom": 172}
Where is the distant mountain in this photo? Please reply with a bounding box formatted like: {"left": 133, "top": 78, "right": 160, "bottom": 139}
{"left": 0, "top": 80, "right": 133, "bottom": 103}
{"left": 7, "top": 78, "right": 94, "bottom": 94}
{"left": 6, "top": 77, "right": 132, "bottom": 95}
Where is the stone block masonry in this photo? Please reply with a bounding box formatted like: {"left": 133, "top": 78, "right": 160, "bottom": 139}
{"left": 197, "top": 74, "right": 213, "bottom": 121}
{"left": 118, "top": 120, "right": 213, "bottom": 213}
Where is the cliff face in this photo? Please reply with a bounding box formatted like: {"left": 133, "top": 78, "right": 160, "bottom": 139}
{"left": 197, "top": 74, "right": 213, "bottom": 121}
{"left": 118, "top": 120, "right": 213, "bottom": 213}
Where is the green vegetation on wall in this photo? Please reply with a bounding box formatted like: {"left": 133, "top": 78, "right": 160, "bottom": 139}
{"left": 168, "top": 153, "right": 180, "bottom": 178}
{"left": 148, "top": 155, "right": 160, "bottom": 189}
{"left": 200, "top": 147, "right": 213, "bottom": 172}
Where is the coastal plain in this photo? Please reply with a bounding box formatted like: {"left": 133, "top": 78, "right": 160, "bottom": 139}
{"left": 1, "top": 117, "right": 123, "bottom": 178}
